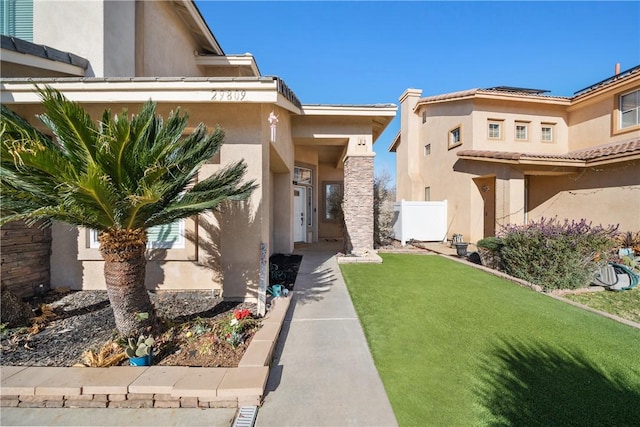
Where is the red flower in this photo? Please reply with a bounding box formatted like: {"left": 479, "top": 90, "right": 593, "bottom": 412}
{"left": 234, "top": 309, "right": 251, "bottom": 320}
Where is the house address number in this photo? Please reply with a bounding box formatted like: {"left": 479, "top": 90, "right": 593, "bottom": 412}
{"left": 211, "top": 90, "right": 247, "bottom": 101}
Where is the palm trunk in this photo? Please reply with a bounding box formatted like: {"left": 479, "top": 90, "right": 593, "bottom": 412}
{"left": 99, "top": 229, "right": 158, "bottom": 337}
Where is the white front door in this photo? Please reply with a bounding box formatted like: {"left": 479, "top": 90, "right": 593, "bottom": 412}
{"left": 294, "top": 186, "right": 306, "bottom": 242}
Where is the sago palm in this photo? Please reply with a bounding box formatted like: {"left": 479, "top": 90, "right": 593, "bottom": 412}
{"left": 0, "top": 87, "right": 257, "bottom": 337}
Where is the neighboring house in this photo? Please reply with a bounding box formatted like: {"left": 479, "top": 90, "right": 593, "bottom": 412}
{"left": 391, "top": 66, "right": 640, "bottom": 243}
{"left": 0, "top": 0, "right": 396, "bottom": 300}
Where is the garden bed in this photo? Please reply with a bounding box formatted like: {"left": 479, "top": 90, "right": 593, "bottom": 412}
{"left": 0, "top": 290, "right": 255, "bottom": 368}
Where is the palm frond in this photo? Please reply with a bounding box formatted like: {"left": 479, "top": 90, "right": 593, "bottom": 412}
{"left": 37, "top": 86, "right": 100, "bottom": 173}
{"left": 145, "top": 160, "right": 258, "bottom": 228}
{"left": 1, "top": 87, "right": 256, "bottom": 232}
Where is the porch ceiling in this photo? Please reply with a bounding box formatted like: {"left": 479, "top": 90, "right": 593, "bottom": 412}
{"left": 294, "top": 137, "right": 348, "bottom": 163}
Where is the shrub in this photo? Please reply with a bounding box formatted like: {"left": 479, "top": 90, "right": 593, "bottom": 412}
{"left": 374, "top": 170, "right": 395, "bottom": 247}
{"left": 477, "top": 237, "right": 504, "bottom": 252}
{"left": 498, "top": 218, "right": 618, "bottom": 291}
{"left": 476, "top": 237, "right": 505, "bottom": 271}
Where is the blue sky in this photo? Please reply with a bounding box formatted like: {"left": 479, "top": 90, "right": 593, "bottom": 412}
{"left": 195, "top": 1, "right": 640, "bottom": 181}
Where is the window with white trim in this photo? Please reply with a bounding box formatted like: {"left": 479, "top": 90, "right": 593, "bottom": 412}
{"left": 89, "top": 221, "right": 186, "bottom": 250}
{"left": 515, "top": 122, "right": 529, "bottom": 141}
{"left": 541, "top": 123, "right": 555, "bottom": 142}
{"left": 449, "top": 125, "right": 462, "bottom": 149}
{"left": 487, "top": 120, "right": 503, "bottom": 140}
{"left": 620, "top": 89, "right": 640, "bottom": 129}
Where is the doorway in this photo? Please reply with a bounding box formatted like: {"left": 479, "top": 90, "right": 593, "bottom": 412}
{"left": 477, "top": 177, "right": 496, "bottom": 238}
{"left": 293, "top": 186, "right": 306, "bottom": 242}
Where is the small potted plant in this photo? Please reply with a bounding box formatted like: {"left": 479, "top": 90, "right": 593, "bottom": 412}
{"left": 125, "top": 335, "right": 155, "bottom": 366}
{"left": 451, "top": 234, "right": 468, "bottom": 257}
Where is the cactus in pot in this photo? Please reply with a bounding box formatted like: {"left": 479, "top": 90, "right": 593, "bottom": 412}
{"left": 125, "top": 335, "right": 154, "bottom": 364}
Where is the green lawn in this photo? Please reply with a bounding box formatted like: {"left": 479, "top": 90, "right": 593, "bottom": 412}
{"left": 564, "top": 287, "right": 640, "bottom": 323}
{"left": 341, "top": 254, "right": 640, "bottom": 427}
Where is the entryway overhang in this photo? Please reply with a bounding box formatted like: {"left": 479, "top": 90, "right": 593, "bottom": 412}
{"left": 0, "top": 76, "right": 303, "bottom": 114}
{"left": 291, "top": 104, "right": 397, "bottom": 166}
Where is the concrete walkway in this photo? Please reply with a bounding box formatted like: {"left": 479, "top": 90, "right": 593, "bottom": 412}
{"left": 1, "top": 242, "right": 396, "bottom": 426}
{"left": 256, "top": 241, "right": 398, "bottom": 427}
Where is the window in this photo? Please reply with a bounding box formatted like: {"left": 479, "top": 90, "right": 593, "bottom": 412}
{"left": 294, "top": 166, "right": 312, "bottom": 185}
{"left": 323, "top": 182, "right": 343, "bottom": 222}
{"left": 422, "top": 110, "right": 427, "bottom": 123}
{"left": 307, "top": 187, "right": 313, "bottom": 227}
{"left": 424, "top": 187, "right": 431, "bottom": 201}
{"left": 541, "top": 123, "right": 555, "bottom": 142}
{"left": 515, "top": 122, "right": 529, "bottom": 141}
{"left": 89, "top": 221, "right": 185, "bottom": 250}
{"left": 424, "top": 144, "right": 431, "bottom": 156}
{"left": 620, "top": 89, "right": 640, "bottom": 129}
{"left": 0, "top": 0, "right": 33, "bottom": 41}
{"left": 449, "top": 125, "right": 462, "bottom": 149}
{"left": 487, "top": 120, "right": 503, "bottom": 140}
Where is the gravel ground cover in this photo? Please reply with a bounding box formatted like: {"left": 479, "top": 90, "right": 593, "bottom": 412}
{"left": 1, "top": 254, "right": 303, "bottom": 368}
{"left": 0, "top": 290, "right": 254, "bottom": 367}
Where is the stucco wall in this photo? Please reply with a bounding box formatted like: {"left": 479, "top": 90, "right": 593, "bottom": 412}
{"left": 34, "top": 0, "right": 136, "bottom": 77}
{"left": 569, "top": 78, "right": 640, "bottom": 151}
{"left": 527, "top": 163, "right": 640, "bottom": 233}
{"left": 136, "top": 1, "right": 203, "bottom": 77}
{"left": 472, "top": 99, "right": 568, "bottom": 154}
{"left": 10, "top": 100, "right": 267, "bottom": 300}
{"left": 33, "top": 1, "right": 208, "bottom": 78}
{"left": 419, "top": 100, "right": 474, "bottom": 240}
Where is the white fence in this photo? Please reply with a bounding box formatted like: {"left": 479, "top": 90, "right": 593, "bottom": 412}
{"left": 391, "top": 200, "right": 448, "bottom": 246}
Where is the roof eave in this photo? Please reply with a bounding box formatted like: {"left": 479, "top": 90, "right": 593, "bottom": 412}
{"left": 173, "top": 0, "right": 224, "bottom": 55}
{"left": 195, "top": 54, "right": 261, "bottom": 77}
{"left": 457, "top": 152, "right": 640, "bottom": 168}
{"left": 0, "top": 47, "right": 87, "bottom": 77}
{"left": 388, "top": 131, "right": 401, "bottom": 152}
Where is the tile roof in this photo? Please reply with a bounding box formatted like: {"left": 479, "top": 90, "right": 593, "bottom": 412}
{"left": 416, "top": 65, "right": 640, "bottom": 106}
{"left": 416, "top": 88, "right": 571, "bottom": 105}
{"left": 573, "top": 65, "right": 640, "bottom": 98}
{"left": 1, "top": 35, "right": 89, "bottom": 70}
{"left": 457, "top": 139, "right": 640, "bottom": 164}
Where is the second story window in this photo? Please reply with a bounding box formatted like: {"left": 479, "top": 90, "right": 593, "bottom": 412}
{"left": 620, "top": 89, "right": 640, "bottom": 129}
{"left": 515, "top": 122, "right": 529, "bottom": 141}
{"left": 488, "top": 120, "right": 503, "bottom": 140}
{"left": 541, "top": 123, "right": 555, "bottom": 142}
{"left": 449, "top": 126, "right": 462, "bottom": 149}
{"left": 424, "top": 144, "right": 431, "bottom": 156}
{"left": 0, "top": 0, "right": 33, "bottom": 41}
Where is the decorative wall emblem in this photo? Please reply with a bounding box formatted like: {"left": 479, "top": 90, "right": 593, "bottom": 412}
{"left": 268, "top": 111, "right": 279, "bottom": 142}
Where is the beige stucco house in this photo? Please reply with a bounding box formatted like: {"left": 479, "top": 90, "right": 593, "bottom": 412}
{"left": 1, "top": 0, "right": 396, "bottom": 300}
{"left": 391, "top": 66, "right": 640, "bottom": 244}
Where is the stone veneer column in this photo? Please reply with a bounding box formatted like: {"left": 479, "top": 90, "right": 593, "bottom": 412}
{"left": 343, "top": 155, "right": 374, "bottom": 255}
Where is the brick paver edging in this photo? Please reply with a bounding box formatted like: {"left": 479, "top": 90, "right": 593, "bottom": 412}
{"left": 0, "top": 296, "right": 291, "bottom": 409}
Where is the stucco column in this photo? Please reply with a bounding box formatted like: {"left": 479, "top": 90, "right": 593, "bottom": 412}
{"left": 496, "top": 169, "right": 526, "bottom": 229}
{"left": 343, "top": 153, "right": 375, "bottom": 255}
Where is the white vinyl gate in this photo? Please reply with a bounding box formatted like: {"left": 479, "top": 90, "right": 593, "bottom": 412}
{"left": 391, "top": 200, "right": 448, "bottom": 246}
